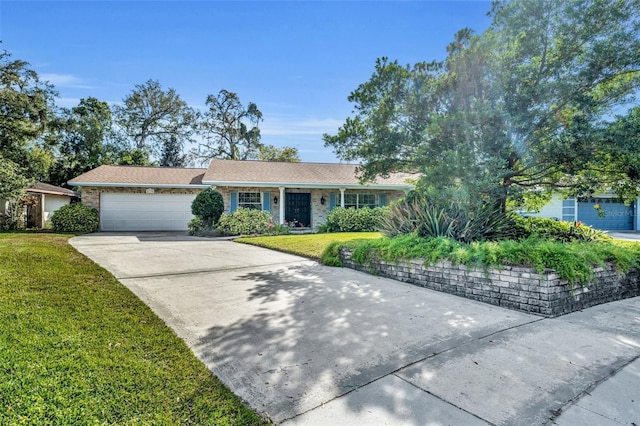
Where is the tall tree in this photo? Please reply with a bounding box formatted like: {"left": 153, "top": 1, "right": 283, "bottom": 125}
{"left": 47, "top": 97, "right": 118, "bottom": 186}
{"left": 159, "top": 134, "right": 188, "bottom": 167}
{"left": 255, "top": 145, "right": 300, "bottom": 162}
{"left": 0, "top": 49, "right": 57, "bottom": 180}
{"left": 192, "top": 89, "right": 263, "bottom": 163}
{"left": 113, "top": 79, "right": 196, "bottom": 164}
{"left": 324, "top": 0, "right": 640, "bottom": 210}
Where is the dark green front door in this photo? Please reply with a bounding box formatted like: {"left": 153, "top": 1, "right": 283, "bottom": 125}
{"left": 285, "top": 193, "right": 311, "bottom": 227}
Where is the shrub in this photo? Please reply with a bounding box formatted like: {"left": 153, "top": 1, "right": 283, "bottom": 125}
{"left": 513, "top": 216, "right": 611, "bottom": 242}
{"left": 0, "top": 201, "right": 23, "bottom": 231}
{"left": 379, "top": 198, "right": 517, "bottom": 243}
{"left": 216, "top": 208, "right": 275, "bottom": 236}
{"left": 322, "top": 207, "right": 389, "bottom": 232}
{"left": 191, "top": 188, "right": 224, "bottom": 226}
{"left": 50, "top": 203, "right": 99, "bottom": 233}
{"left": 187, "top": 217, "right": 212, "bottom": 236}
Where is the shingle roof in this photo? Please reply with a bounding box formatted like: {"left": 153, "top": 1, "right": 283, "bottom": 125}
{"left": 68, "top": 165, "right": 207, "bottom": 186}
{"left": 67, "top": 161, "right": 416, "bottom": 189}
{"left": 203, "top": 159, "right": 416, "bottom": 188}
{"left": 28, "top": 182, "right": 78, "bottom": 197}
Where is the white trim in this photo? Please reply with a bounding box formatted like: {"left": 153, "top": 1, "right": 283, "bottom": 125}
{"left": 67, "top": 182, "right": 209, "bottom": 189}
{"left": 279, "top": 187, "right": 285, "bottom": 224}
{"left": 201, "top": 180, "right": 414, "bottom": 190}
{"left": 340, "top": 188, "right": 345, "bottom": 208}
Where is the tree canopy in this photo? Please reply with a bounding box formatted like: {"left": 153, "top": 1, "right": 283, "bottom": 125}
{"left": 47, "top": 97, "right": 120, "bottom": 186}
{"left": 0, "top": 49, "right": 57, "bottom": 181}
{"left": 192, "top": 90, "right": 263, "bottom": 163}
{"left": 324, "top": 0, "right": 640, "bottom": 210}
{"left": 113, "top": 79, "right": 197, "bottom": 166}
{"left": 255, "top": 145, "right": 300, "bottom": 162}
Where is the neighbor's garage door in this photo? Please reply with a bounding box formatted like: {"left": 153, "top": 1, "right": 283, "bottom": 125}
{"left": 100, "top": 193, "right": 197, "bottom": 231}
{"left": 578, "top": 198, "right": 635, "bottom": 230}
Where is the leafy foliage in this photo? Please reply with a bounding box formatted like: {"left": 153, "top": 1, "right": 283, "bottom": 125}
{"left": 50, "top": 203, "right": 99, "bottom": 233}
{"left": 324, "top": 234, "right": 640, "bottom": 287}
{"left": 113, "top": 79, "right": 197, "bottom": 165}
{"left": 192, "top": 90, "right": 263, "bottom": 163}
{"left": 0, "top": 156, "right": 31, "bottom": 200}
{"left": 513, "top": 216, "right": 611, "bottom": 243}
{"left": 379, "top": 198, "right": 517, "bottom": 243}
{"left": 324, "top": 0, "right": 640, "bottom": 208}
{"left": 321, "top": 207, "right": 389, "bottom": 233}
{"left": 255, "top": 144, "right": 300, "bottom": 162}
{"left": 0, "top": 49, "right": 57, "bottom": 180}
{"left": 216, "top": 208, "right": 276, "bottom": 236}
{"left": 47, "top": 97, "right": 120, "bottom": 186}
{"left": 191, "top": 188, "right": 224, "bottom": 226}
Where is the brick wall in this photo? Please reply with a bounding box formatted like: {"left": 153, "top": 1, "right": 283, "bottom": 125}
{"left": 339, "top": 249, "right": 640, "bottom": 317}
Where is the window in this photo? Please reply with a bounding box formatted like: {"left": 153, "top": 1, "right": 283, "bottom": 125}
{"left": 238, "top": 192, "right": 261, "bottom": 210}
{"left": 344, "top": 193, "right": 377, "bottom": 209}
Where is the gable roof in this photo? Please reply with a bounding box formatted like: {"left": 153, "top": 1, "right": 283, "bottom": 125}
{"left": 28, "top": 182, "right": 78, "bottom": 197}
{"left": 202, "top": 159, "right": 416, "bottom": 189}
{"left": 68, "top": 165, "right": 208, "bottom": 188}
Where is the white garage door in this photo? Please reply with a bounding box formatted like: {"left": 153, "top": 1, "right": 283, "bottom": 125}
{"left": 100, "top": 193, "right": 197, "bottom": 231}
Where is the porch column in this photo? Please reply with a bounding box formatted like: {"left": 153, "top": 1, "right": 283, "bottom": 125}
{"left": 40, "top": 193, "right": 46, "bottom": 228}
{"left": 339, "top": 188, "right": 345, "bottom": 208}
{"left": 279, "top": 187, "right": 285, "bottom": 224}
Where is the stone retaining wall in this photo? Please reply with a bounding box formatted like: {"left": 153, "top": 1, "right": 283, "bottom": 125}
{"left": 339, "top": 249, "right": 640, "bottom": 317}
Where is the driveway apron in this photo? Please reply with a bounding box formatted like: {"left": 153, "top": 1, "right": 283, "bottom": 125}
{"left": 70, "top": 233, "right": 640, "bottom": 425}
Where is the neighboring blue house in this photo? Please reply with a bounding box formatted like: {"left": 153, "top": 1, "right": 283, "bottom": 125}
{"left": 527, "top": 194, "right": 638, "bottom": 231}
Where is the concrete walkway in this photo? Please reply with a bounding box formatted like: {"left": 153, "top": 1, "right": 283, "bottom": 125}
{"left": 71, "top": 233, "right": 640, "bottom": 425}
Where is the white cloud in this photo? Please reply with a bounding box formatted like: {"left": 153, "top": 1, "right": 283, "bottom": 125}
{"left": 40, "top": 73, "right": 93, "bottom": 89}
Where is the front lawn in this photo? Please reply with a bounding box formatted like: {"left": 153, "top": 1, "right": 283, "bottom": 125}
{"left": 235, "top": 232, "right": 381, "bottom": 259}
{"left": 0, "top": 233, "right": 267, "bottom": 425}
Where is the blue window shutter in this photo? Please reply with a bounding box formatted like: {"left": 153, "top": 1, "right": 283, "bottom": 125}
{"left": 329, "top": 193, "right": 336, "bottom": 211}
{"left": 262, "top": 192, "right": 270, "bottom": 211}
{"left": 230, "top": 191, "right": 238, "bottom": 213}
{"left": 378, "top": 194, "right": 387, "bottom": 207}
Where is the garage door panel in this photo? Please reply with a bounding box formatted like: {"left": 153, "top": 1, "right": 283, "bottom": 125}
{"left": 578, "top": 198, "right": 634, "bottom": 231}
{"left": 100, "top": 193, "right": 197, "bottom": 231}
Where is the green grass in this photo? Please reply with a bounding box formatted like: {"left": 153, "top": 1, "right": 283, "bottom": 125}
{"left": 0, "top": 233, "right": 267, "bottom": 425}
{"left": 235, "top": 232, "right": 382, "bottom": 260}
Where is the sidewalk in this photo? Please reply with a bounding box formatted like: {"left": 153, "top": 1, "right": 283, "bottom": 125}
{"left": 554, "top": 355, "right": 640, "bottom": 425}
{"left": 282, "top": 297, "right": 640, "bottom": 426}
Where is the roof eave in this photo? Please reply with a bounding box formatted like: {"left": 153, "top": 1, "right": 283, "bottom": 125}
{"left": 27, "top": 189, "right": 78, "bottom": 197}
{"left": 67, "top": 182, "right": 209, "bottom": 189}
{"left": 202, "top": 180, "right": 414, "bottom": 190}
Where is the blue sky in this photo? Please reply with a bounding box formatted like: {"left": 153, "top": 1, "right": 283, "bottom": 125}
{"left": 1, "top": 1, "right": 492, "bottom": 163}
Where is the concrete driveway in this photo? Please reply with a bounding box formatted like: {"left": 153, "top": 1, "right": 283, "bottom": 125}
{"left": 71, "top": 233, "right": 640, "bottom": 425}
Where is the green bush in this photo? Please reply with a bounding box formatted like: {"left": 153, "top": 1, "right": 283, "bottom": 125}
{"left": 50, "top": 203, "right": 99, "bottom": 233}
{"left": 513, "top": 216, "right": 611, "bottom": 242}
{"left": 322, "top": 207, "right": 389, "bottom": 232}
{"left": 216, "top": 208, "right": 277, "bottom": 236}
{"left": 379, "top": 198, "right": 517, "bottom": 243}
{"left": 191, "top": 188, "right": 224, "bottom": 226}
{"left": 188, "top": 217, "right": 205, "bottom": 235}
